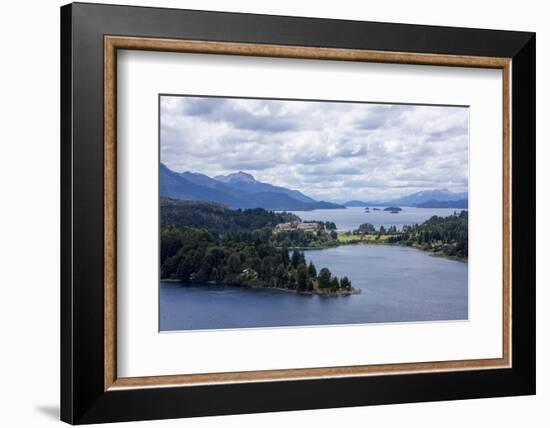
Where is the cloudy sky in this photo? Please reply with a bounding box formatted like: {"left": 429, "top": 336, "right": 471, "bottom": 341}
{"left": 160, "top": 95, "right": 468, "bottom": 202}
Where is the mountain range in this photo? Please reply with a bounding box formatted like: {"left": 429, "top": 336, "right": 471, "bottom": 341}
{"left": 161, "top": 163, "right": 468, "bottom": 210}
{"left": 414, "top": 199, "right": 468, "bottom": 208}
{"left": 160, "top": 163, "right": 344, "bottom": 211}
{"left": 344, "top": 189, "right": 468, "bottom": 208}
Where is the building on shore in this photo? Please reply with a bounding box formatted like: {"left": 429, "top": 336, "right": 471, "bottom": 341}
{"left": 275, "top": 221, "right": 319, "bottom": 232}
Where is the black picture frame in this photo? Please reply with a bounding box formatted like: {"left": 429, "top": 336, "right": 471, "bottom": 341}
{"left": 61, "top": 2, "right": 535, "bottom": 424}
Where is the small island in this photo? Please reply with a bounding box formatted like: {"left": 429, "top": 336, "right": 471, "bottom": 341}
{"left": 384, "top": 206, "right": 402, "bottom": 214}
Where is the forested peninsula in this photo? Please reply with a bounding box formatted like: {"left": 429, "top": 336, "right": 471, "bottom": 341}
{"left": 160, "top": 198, "right": 357, "bottom": 296}
{"left": 339, "top": 211, "right": 468, "bottom": 260}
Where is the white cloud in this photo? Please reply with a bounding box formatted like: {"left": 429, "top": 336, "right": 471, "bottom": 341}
{"left": 160, "top": 96, "right": 468, "bottom": 202}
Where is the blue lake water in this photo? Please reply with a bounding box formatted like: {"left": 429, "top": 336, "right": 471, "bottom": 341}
{"left": 160, "top": 245, "right": 468, "bottom": 331}
{"left": 288, "top": 206, "right": 463, "bottom": 232}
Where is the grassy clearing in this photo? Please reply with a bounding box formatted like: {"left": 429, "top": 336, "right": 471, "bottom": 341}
{"left": 337, "top": 233, "right": 393, "bottom": 244}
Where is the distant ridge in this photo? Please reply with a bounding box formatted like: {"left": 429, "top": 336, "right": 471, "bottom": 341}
{"left": 160, "top": 163, "right": 344, "bottom": 211}
{"left": 387, "top": 189, "right": 468, "bottom": 206}
{"left": 344, "top": 189, "right": 468, "bottom": 208}
{"left": 414, "top": 199, "right": 468, "bottom": 208}
{"left": 344, "top": 200, "right": 374, "bottom": 207}
{"left": 214, "top": 171, "right": 316, "bottom": 203}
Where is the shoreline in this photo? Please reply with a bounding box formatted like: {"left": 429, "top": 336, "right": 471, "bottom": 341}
{"left": 299, "top": 238, "right": 468, "bottom": 263}
{"left": 160, "top": 279, "right": 361, "bottom": 297}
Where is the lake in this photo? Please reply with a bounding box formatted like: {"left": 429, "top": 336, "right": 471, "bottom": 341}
{"left": 160, "top": 245, "right": 468, "bottom": 331}
{"left": 287, "top": 206, "right": 463, "bottom": 231}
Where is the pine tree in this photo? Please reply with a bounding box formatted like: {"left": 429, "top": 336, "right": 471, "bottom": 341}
{"left": 318, "top": 268, "right": 332, "bottom": 289}
{"left": 275, "top": 264, "right": 289, "bottom": 288}
{"left": 281, "top": 245, "right": 290, "bottom": 267}
{"left": 340, "top": 276, "right": 352, "bottom": 290}
{"left": 227, "top": 253, "right": 242, "bottom": 274}
{"left": 291, "top": 249, "right": 305, "bottom": 268}
{"left": 307, "top": 261, "right": 317, "bottom": 277}
{"left": 296, "top": 264, "right": 308, "bottom": 291}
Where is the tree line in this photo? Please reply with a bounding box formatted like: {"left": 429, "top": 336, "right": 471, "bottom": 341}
{"left": 160, "top": 198, "right": 299, "bottom": 233}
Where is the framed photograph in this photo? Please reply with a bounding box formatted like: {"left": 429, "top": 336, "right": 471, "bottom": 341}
{"left": 61, "top": 2, "right": 535, "bottom": 424}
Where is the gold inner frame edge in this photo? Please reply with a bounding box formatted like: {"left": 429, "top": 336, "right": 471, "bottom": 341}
{"left": 104, "top": 36, "right": 512, "bottom": 391}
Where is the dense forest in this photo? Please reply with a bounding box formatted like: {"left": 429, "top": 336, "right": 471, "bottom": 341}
{"left": 161, "top": 198, "right": 299, "bottom": 233}
{"left": 389, "top": 210, "right": 468, "bottom": 259}
{"left": 349, "top": 211, "right": 468, "bottom": 259}
{"left": 161, "top": 198, "right": 339, "bottom": 248}
{"left": 160, "top": 199, "right": 356, "bottom": 295}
